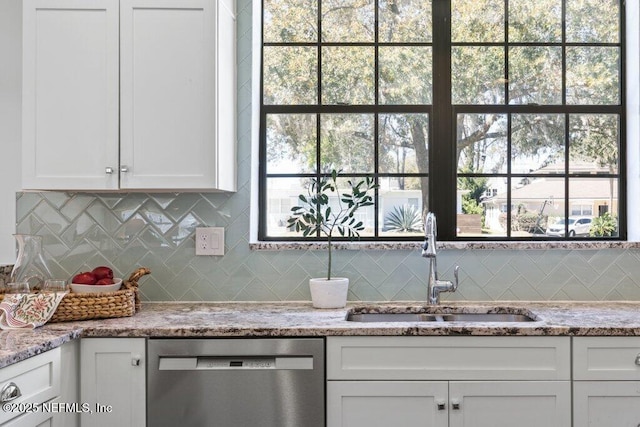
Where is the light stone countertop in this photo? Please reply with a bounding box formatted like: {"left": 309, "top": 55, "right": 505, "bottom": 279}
{"left": 2, "top": 301, "right": 640, "bottom": 369}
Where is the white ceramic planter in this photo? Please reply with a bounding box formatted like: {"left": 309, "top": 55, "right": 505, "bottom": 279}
{"left": 309, "top": 277, "right": 349, "bottom": 309}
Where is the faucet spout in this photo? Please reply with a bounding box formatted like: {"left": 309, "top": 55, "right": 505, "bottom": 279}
{"left": 422, "top": 212, "right": 437, "bottom": 258}
{"left": 422, "top": 212, "right": 460, "bottom": 305}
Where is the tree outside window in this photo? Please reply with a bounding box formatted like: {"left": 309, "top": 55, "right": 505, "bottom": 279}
{"left": 260, "top": 0, "right": 624, "bottom": 241}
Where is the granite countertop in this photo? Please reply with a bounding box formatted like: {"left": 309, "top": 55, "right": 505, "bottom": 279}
{"left": 2, "top": 301, "right": 640, "bottom": 369}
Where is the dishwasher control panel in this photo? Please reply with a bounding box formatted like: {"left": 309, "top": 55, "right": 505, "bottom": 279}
{"left": 158, "top": 356, "right": 314, "bottom": 370}
{"left": 198, "top": 357, "right": 275, "bottom": 369}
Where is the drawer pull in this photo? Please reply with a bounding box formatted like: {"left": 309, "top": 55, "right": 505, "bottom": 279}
{"left": 0, "top": 382, "right": 22, "bottom": 403}
{"left": 451, "top": 399, "right": 461, "bottom": 410}
{"left": 636, "top": 354, "right": 640, "bottom": 366}
{"left": 436, "top": 401, "right": 446, "bottom": 411}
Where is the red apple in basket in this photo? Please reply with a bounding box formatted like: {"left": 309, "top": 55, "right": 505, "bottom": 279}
{"left": 96, "top": 278, "right": 114, "bottom": 285}
{"left": 91, "top": 266, "right": 114, "bottom": 280}
{"left": 72, "top": 272, "right": 97, "bottom": 285}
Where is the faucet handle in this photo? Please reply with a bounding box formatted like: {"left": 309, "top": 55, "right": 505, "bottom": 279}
{"left": 452, "top": 266, "right": 460, "bottom": 291}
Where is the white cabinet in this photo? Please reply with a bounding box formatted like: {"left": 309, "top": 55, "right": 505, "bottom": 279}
{"left": 22, "top": 0, "right": 119, "bottom": 190}
{"left": 326, "top": 336, "right": 571, "bottom": 427}
{"left": 448, "top": 381, "right": 570, "bottom": 427}
{"left": 80, "top": 338, "right": 145, "bottom": 427}
{"left": 572, "top": 337, "right": 640, "bottom": 426}
{"left": 0, "top": 348, "right": 61, "bottom": 427}
{"left": 328, "top": 381, "right": 448, "bottom": 427}
{"left": 22, "top": 0, "right": 236, "bottom": 191}
{"left": 57, "top": 341, "right": 79, "bottom": 427}
{"left": 119, "top": 0, "right": 236, "bottom": 190}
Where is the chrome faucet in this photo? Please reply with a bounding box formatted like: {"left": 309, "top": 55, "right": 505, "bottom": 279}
{"left": 422, "top": 212, "right": 460, "bottom": 305}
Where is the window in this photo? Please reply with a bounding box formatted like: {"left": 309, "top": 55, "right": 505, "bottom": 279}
{"left": 259, "top": 0, "right": 625, "bottom": 241}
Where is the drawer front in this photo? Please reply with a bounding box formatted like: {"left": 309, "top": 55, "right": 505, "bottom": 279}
{"left": 573, "top": 337, "right": 640, "bottom": 380}
{"left": 1, "top": 405, "right": 56, "bottom": 427}
{"left": 0, "top": 349, "right": 61, "bottom": 425}
{"left": 327, "top": 336, "right": 570, "bottom": 381}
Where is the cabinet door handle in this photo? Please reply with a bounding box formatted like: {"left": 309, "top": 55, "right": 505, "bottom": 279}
{"left": 1, "top": 382, "right": 22, "bottom": 403}
{"left": 132, "top": 356, "right": 141, "bottom": 366}
{"left": 120, "top": 165, "right": 129, "bottom": 173}
{"left": 635, "top": 354, "right": 640, "bottom": 366}
{"left": 451, "top": 399, "right": 461, "bottom": 410}
{"left": 105, "top": 167, "right": 114, "bottom": 174}
{"left": 436, "top": 401, "right": 446, "bottom": 411}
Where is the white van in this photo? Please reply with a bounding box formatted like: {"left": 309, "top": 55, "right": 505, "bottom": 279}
{"left": 546, "top": 216, "right": 593, "bottom": 237}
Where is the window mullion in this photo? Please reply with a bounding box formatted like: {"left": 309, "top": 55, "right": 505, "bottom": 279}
{"left": 431, "top": 0, "right": 455, "bottom": 239}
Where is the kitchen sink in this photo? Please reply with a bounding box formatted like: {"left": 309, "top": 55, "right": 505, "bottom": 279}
{"left": 346, "top": 307, "right": 538, "bottom": 323}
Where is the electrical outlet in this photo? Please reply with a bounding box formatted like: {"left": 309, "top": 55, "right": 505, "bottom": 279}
{"left": 195, "top": 227, "right": 224, "bottom": 256}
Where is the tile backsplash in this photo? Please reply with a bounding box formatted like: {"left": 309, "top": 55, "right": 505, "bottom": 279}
{"left": 12, "top": 190, "right": 640, "bottom": 302}
{"left": 11, "top": 0, "right": 640, "bottom": 302}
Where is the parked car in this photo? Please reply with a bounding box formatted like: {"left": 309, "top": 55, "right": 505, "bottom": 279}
{"left": 546, "top": 216, "right": 593, "bottom": 237}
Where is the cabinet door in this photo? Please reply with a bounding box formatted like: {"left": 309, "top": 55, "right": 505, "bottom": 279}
{"left": 574, "top": 381, "right": 640, "bottom": 427}
{"left": 327, "top": 381, "right": 448, "bottom": 427}
{"left": 57, "top": 341, "right": 79, "bottom": 427}
{"left": 2, "top": 409, "right": 55, "bottom": 427}
{"left": 80, "top": 338, "right": 145, "bottom": 427}
{"left": 22, "top": 0, "right": 119, "bottom": 190}
{"left": 120, "top": 0, "right": 235, "bottom": 190}
{"left": 449, "top": 381, "right": 571, "bottom": 427}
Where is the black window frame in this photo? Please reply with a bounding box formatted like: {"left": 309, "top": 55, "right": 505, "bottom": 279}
{"left": 258, "top": 0, "right": 626, "bottom": 242}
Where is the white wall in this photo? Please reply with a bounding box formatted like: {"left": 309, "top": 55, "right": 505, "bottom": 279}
{"left": 0, "top": 0, "right": 22, "bottom": 263}
{"left": 627, "top": 0, "right": 640, "bottom": 241}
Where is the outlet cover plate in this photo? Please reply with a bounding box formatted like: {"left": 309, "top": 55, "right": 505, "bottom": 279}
{"left": 195, "top": 227, "right": 224, "bottom": 256}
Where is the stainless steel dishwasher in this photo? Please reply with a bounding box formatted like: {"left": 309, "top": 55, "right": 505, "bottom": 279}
{"left": 147, "top": 338, "right": 325, "bottom": 427}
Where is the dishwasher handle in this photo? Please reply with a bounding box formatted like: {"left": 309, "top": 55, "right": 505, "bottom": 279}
{"left": 158, "top": 356, "right": 314, "bottom": 371}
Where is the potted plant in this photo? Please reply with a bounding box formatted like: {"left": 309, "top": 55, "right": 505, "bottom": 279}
{"left": 287, "top": 170, "right": 377, "bottom": 308}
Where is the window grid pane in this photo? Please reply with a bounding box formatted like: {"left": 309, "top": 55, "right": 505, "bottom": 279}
{"left": 260, "top": 0, "right": 625, "bottom": 241}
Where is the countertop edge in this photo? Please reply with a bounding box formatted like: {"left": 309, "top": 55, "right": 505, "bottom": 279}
{"left": 3, "top": 301, "right": 640, "bottom": 369}
{"left": 0, "top": 329, "right": 82, "bottom": 369}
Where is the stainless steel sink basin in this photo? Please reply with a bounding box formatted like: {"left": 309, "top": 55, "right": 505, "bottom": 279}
{"left": 346, "top": 308, "right": 537, "bottom": 323}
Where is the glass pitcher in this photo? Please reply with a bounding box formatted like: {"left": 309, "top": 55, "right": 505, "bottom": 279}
{"left": 10, "top": 234, "right": 53, "bottom": 291}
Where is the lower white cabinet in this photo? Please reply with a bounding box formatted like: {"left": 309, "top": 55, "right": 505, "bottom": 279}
{"left": 1, "top": 409, "right": 55, "bottom": 427}
{"left": 448, "top": 381, "right": 570, "bottom": 427}
{"left": 573, "top": 381, "right": 640, "bottom": 426}
{"left": 326, "top": 336, "right": 571, "bottom": 427}
{"left": 572, "top": 337, "right": 640, "bottom": 426}
{"left": 328, "top": 380, "right": 570, "bottom": 427}
{"left": 0, "top": 348, "right": 60, "bottom": 427}
{"left": 328, "top": 381, "right": 448, "bottom": 427}
{"left": 80, "top": 338, "right": 145, "bottom": 427}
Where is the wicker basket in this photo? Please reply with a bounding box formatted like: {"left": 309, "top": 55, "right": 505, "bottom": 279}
{"left": 1, "top": 267, "right": 150, "bottom": 323}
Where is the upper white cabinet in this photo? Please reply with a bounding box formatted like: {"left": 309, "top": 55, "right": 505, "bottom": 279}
{"left": 22, "top": 0, "right": 120, "bottom": 190}
{"left": 22, "top": 0, "right": 236, "bottom": 191}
